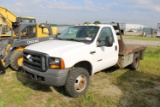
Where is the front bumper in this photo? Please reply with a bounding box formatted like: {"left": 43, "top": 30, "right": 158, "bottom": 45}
{"left": 22, "top": 64, "right": 69, "bottom": 86}
{"left": 0, "top": 60, "right": 5, "bottom": 74}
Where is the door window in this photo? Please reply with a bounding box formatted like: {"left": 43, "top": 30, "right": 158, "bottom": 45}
{"left": 98, "top": 27, "right": 114, "bottom": 46}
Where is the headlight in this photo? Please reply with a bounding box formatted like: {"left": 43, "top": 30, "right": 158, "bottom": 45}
{"left": 49, "top": 57, "right": 65, "bottom": 69}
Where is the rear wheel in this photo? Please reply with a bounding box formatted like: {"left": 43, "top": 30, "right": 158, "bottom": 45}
{"left": 65, "top": 67, "right": 90, "bottom": 97}
{"left": 10, "top": 50, "right": 23, "bottom": 71}
{"left": 129, "top": 54, "right": 140, "bottom": 70}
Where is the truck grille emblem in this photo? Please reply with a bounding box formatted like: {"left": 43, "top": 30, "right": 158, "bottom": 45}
{"left": 26, "top": 54, "right": 33, "bottom": 62}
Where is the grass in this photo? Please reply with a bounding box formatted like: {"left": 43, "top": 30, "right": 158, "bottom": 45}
{"left": 123, "top": 35, "right": 160, "bottom": 41}
{"left": 0, "top": 47, "right": 160, "bottom": 107}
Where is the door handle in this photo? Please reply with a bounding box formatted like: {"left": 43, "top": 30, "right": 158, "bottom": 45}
{"left": 90, "top": 51, "right": 96, "bottom": 54}
{"left": 115, "top": 45, "right": 117, "bottom": 51}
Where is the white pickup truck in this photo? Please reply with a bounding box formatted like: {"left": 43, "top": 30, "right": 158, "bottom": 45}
{"left": 22, "top": 24, "right": 146, "bottom": 97}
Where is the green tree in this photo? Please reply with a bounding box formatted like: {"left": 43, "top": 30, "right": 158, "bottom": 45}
{"left": 110, "top": 21, "right": 116, "bottom": 24}
{"left": 83, "top": 22, "right": 90, "bottom": 24}
{"left": 93, "top": 20, "right": 101, "bottom": 24}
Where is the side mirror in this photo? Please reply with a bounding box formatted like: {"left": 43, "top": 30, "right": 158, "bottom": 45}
{"left": 105, "top": 36, "right": 113, "bottom": 47}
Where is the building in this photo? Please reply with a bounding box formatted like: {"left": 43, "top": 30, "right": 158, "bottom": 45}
{"left": 157, "top": 23, "right": 160, "bottom": 37}
{"left": 119, "top": 23, "right": 146, "bottom": 32}
{"left": 119, "top": 23, "right": 155, "bottom": 37}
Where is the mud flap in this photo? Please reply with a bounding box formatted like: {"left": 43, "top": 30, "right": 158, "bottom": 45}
{"left": 0, "top": 60, "right": 5, "bottom": 74}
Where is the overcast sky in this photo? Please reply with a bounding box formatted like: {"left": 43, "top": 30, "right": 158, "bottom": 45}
{"left": 1, "top": 0, "right": 160, "bottom": 27}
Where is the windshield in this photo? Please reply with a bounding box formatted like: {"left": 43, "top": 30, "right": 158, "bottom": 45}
{"left": 22, "top": 18, "right": 36, "bottom": 23}
{"left": 58, "top": 26, "right": 99, "bottom": 42}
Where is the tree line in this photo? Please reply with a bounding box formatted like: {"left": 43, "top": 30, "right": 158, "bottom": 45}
{"left": 84, "top": 21, "right": 116, "bottom": 24}
{"left": 84, "top": 20, "right": 101, "bottom": 24}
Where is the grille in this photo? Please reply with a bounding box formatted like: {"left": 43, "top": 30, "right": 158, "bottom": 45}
{"left": 23, "top": 50, "right": 48, "bottom": 72}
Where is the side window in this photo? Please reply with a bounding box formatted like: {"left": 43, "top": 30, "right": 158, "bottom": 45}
{"left": 21, "top": 26, "right": 36, "bottom": 38}
{"left": 98, "top": 27, "right": 114, "bottom": 46}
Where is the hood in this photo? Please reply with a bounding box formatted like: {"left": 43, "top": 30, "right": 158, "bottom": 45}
{"left": 25, "top": 40, "right": 87, "bottom": 57}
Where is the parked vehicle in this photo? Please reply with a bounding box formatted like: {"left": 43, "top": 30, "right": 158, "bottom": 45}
{"left": 0, "top": 6, "right": 36, "bottom": 36}
{"left": 22, "top": 23, "right": 147, "bottom": 97}
{"left": 0, "top": 6, "right": 57, "bottom": 37}
{"left": 0, "top": 22, "right": 55, "bottom": 72}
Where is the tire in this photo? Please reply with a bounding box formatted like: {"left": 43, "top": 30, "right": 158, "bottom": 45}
{"left": 65, "top": 67, "right": 90, "bottom": 97}
{"left": 10, "top": 50, "right": 23, "bottom": 71}
{"left": 129, "top": 54, "right": 140, "bottom": 70}
{"left": 0, "top": 60, "right": 5, "bottom": 74}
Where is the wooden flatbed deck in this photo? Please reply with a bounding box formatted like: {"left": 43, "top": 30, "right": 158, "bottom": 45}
{"left": 118, "top": 40, "right": 147, "bottom": 55}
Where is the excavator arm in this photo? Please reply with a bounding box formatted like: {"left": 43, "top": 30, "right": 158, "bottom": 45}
{"left": 0, "top": 6, "right": 36, "bottom": 29}
{"left": 0, "top": 6, "right": 17, "bottom": 28}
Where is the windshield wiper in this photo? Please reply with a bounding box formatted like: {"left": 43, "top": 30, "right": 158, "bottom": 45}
{"left": 57, "top": 37, "right": 64, "bottom": 40}
{"left": 57, "top": 38, "right": 82, "bottom": 42}
{"left": 65, "top": 38, "right": 82, "bottom": 42}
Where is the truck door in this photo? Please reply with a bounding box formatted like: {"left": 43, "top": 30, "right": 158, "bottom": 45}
{"left": 94, "top": 27, "right": 118, "bottom": 72}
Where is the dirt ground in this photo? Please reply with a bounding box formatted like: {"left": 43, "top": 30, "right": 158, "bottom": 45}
{"left": 124, "top": 40, "right": 160, "bottom": 46}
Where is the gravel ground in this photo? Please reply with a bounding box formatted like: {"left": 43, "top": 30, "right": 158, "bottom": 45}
{"left": 124, "top": 40, "right": 160, "bottom": 46}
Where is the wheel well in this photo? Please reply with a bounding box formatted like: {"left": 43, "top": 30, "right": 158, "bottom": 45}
{"left": 15, "top": 47, "right": 25, "bottom": 51}
{"left": 136, "top": 51, "right": 144, "bottom": 60}
{"left": 74, "top": 61, "right": 92, "bottom": 75}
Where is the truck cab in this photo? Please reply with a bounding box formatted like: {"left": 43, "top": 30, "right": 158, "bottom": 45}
{"left": 22, "top": 24, "right": 146, "bottom": 97}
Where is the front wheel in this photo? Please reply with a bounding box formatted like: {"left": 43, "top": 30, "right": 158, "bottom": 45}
{"left": 65, "top": 67, "right": 90, "bottom": 97}
{"left": 10, "top": 50, "right": 23, "bottom": 71}
{"left": 0, "top": 60, "right": 5, "bottom": 74}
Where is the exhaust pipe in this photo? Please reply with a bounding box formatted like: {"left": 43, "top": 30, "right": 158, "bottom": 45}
{"left": 0, "top": 60, "right": 5, "bottom": 74}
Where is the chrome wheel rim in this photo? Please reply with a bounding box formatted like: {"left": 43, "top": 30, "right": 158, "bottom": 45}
{"left": 74, "top": 74, "right": 87, "bottom": 92}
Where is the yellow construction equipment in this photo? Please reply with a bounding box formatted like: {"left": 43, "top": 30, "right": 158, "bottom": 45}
{"left": 0, "top": 6, "right": 57, "bottom": 72}
{"left": 0, "top": 22, "right": 56, "bottom": 72}
{"left": 0, "top": 20, "right": 2, "bottom": 25}
{"left": 0, "top": 20, "right": 2, "bottom": 34}
{"left": 0, "top": 6, "right": 36, "bottom": 28}
{"left": 0, "top": 6, "right": 57, "bottom": 36}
